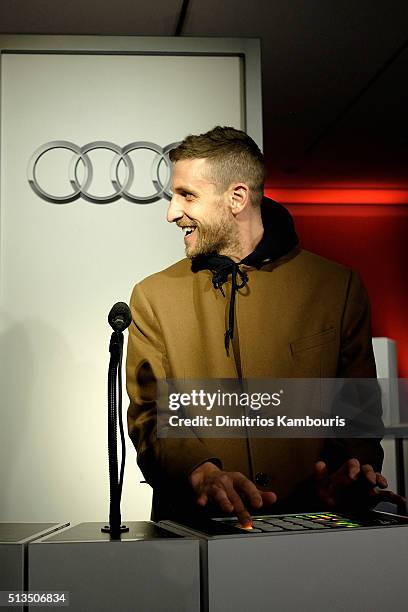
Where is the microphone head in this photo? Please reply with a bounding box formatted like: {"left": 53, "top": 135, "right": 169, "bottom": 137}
{"left": 108, "top": 302, "right": 132, "bottom": 332}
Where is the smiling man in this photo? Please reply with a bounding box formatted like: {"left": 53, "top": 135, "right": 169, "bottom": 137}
{"left": 171, "top": 158, "right": 241, "bottom": 259}
{"left": 169, "top": 147, "right": 263, "bottom": 262}
{"left": 126, "top": 126, "right": 390, "bottom": 527}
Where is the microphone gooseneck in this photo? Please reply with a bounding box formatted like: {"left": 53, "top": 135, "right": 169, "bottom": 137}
{"left": 102, "top": 302, "right": 132, "bottom": 539}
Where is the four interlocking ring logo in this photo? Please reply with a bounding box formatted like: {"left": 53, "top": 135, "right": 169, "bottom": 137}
{"left": 27, "top": 140, "right": 180, "bottom": 204}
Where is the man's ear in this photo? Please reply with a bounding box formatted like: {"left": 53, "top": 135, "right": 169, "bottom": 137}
{"left": 229, "top": 183, "right": 250, "bottom": 215}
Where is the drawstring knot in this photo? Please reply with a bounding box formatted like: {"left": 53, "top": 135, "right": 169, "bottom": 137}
{"left": 210, "top": 261, "right": 249, "bottom": 354}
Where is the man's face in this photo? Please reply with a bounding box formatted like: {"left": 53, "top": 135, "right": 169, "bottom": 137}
{"left": 167, "top": 158, "right": 237, "bottom": 258}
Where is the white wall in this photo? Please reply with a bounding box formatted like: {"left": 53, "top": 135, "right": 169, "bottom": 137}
{"left": 0, "top": 51, "right": 244, "bottom": 522}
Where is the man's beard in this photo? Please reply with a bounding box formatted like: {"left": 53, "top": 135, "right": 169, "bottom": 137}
{"left": 185, "top": 212, "right": 239, "bottom": 259}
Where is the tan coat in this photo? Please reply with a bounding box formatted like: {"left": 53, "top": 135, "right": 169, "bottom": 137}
{"left": 126, "top": 247, "right": 383, "bottom": 519}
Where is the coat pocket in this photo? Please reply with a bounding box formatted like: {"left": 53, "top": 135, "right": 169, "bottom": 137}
{"left": 290, "top": 327, "right": 336, "bottom": 355}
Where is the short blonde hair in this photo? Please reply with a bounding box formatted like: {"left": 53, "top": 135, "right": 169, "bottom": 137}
{"left": 169, "top": 126, "right": 265, "bottom": 207}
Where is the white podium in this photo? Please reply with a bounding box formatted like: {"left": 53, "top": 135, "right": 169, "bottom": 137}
{"left": 162, "top": 517, "right": 408, "bottom": 612}
{"left": 0, "top": 523, "right": 69, "bottom": 611}
{"left": 28, "top": 521, "right": 200, "bottom": 612}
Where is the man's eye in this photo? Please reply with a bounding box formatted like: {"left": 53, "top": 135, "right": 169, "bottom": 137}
{"left": 184, "top": 193, "right": 194, "bottom": 200}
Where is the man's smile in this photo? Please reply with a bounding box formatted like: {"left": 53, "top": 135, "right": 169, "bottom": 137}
{"left": 178, "top": 223, "right": 198, "bottom": 243}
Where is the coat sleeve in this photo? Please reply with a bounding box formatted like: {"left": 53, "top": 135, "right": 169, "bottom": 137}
{"left": 323, "top": 270, "right": 384, "bottom": 472}
{"left": 126, "top": 282, "right": 222, "bottom": 487}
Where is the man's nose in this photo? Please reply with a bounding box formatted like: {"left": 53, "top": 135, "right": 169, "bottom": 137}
{"left": 167, "top": 196, "right": 183, "bottom": 223}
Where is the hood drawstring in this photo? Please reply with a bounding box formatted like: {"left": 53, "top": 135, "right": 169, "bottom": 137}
{"left": 191, "top": 197, "right": 299, "bottom": 355}
{"left": 212, "top": 261, "right": 248, "bottom": 354}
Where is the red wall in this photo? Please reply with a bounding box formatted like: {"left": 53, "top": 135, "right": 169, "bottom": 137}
{"left": 265, "top": 188, "right": 408, "bottom": 377}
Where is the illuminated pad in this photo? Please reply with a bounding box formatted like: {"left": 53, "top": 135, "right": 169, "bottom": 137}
{"left": 213, "top": 511, "right": 406, "bottom": 534}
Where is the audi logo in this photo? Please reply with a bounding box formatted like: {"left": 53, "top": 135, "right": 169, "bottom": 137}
{"left": 27, "top": 140, "right": 180, "bottom": 204}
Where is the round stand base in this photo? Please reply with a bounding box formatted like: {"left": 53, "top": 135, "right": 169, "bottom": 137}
{"left": 101, "top": 524, "right": 130, "bottom": 535}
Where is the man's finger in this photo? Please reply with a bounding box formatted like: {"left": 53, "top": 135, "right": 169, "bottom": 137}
{"left": 361, "top": 464, "right": 377, "bottom": 486}
{"left": 346, "top": 458, "right": 361, "bottom": 480}
{"left": 211, "top": 486, "right": 234, "bottom": 514}
{"left": 314, "top": 461, "right": 336, "bottom": 506}
{"left": 376, "top": 473, "right": 388, "bottom": 489}
{"left": 223, "top": 481, "right": 253, "bottom": 527}
{"left": 330, "top": 458, "right": 360, "bottom": 488}
{"left": 314, "top": 461, "right": 329, "bottom": 486}
{"left": 235, "top": 475, "right": 263, "bottom": 509}
{"left": 196, "top": 493, "right": 209, "bottom": 506}
{"left": 209, "top": 480, "right": 252, "bottom": 527}
{"left": 372, "top": 489, "right": 406, "bottom": 507}
{"left": 260, "top": 491, "right": 277, "bottom": 506}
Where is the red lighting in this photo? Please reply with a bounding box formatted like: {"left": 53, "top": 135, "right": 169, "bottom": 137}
{"left": 264, "top": 185, "right": 408, "bottom": 378}
{"left": 265, "top": 187, "right": 408, "bottom": 205}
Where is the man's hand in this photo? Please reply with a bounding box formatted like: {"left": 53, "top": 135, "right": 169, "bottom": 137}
{"left": 314, "top": 458, "right": 405, "bottom": 510}
{"left": 189, "top": 462, "right": 277, "bottom": 528}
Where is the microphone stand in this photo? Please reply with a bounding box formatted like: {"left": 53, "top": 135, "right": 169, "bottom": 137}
{"left": 101, "top": 329, "right": 129, "bottom": 539}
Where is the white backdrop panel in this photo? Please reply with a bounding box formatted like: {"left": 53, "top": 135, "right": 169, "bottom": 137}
{"left": 0, "top": 53, "right": 243, "bottom": 521}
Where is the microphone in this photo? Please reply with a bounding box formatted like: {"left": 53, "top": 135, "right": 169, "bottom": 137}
{"left": 108, "top": 302, "right": 132, "bottom": 332}
{"left": 103, "top": 301, "right": 132, "bottom": 539}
